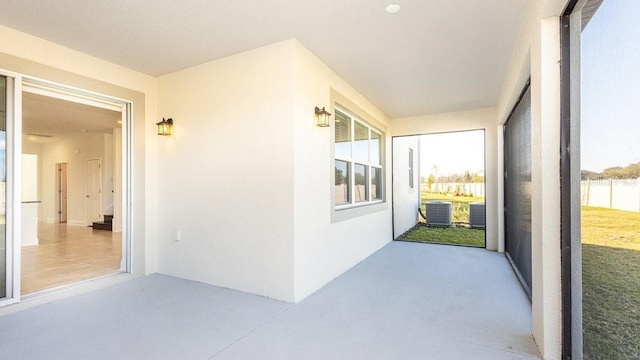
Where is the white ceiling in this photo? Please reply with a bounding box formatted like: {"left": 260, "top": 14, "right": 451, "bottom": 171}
{"left": 23, "top": 92, "right": 121, "bottom": 143}
{"left": 0, "top": 0, "right": 530, "bottom": 118}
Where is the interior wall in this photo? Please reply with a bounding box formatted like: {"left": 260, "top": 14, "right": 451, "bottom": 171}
{"left": 21, "top": 154, "right": 38, "bottom": 201}
{"left": 156, "top": 40, "right": 296, "bottom": 301}
{"left": 103, "top": 133, "right": 114, "bottom": 215}
{"left": 0, "top": 24, "right": 156, "bottom": 276}
{"left": 392, "top": 136, "right": 421, "bottom": 238}
{"left": 291, "top": 41, "right": 392, "bottom": 301}
{"left": 390, "top": 108, "right": 499, "bottom": 251}
{"left": 22, "top": 141, "right": 42, "bottom": 218}
{"left": 112, "top": 129, "right": 122, "bottom": 232}
{"left": 40, "top": 133, "right": 106, "bottom": 225}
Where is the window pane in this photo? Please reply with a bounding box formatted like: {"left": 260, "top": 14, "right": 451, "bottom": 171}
{"left": 334, "top": 109, "right": 351, "bottom": 159}
{"left": 371, "top": 131, "right": 381, "bottom": 165}
{"left": 371, "top": 167, "right": 382, "bottom": 200}
{"left": 354, "top": 164, "right": 368, "bottom": 202}
{"left": 409, "top": 149, "right": 414, "bottom": 189}
{"left": 335, "top": 160, "right": 350, "bottom": 205}
{"left": 353, "top": 121, "right": 369, "bottom": 163}
{"left": 0, "top": 76, "right": 5, "bottom": 299}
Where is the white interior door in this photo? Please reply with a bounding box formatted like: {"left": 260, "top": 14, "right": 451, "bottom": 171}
{"left": 86, "top": 159, "right": 102, "bottom": 225}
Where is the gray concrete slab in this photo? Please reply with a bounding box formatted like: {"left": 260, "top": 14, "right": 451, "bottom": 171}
{"left": 0, "top": 241, "right": 540, "bottom": 359}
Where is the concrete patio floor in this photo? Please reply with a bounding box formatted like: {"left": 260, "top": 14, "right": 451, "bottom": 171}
{"left": 0, "top": 241, "right": 539, "bottom": 359}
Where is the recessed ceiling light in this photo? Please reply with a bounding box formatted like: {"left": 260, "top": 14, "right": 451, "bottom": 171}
{"left": 117, "top": 120, "right": 122, "bottom": 124}
{"left": 81, "top": 129, "right": 87, "bottom": 133}
{"left": 27, "top": 136, "right": 37, "bottom": 141}
{"left": 386, "top": 4, "right": 400, "bottom": 14}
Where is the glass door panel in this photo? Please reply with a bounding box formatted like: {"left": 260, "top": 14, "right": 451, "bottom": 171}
{"left": 0, "top": 75, "right": 7, "bottom": 299}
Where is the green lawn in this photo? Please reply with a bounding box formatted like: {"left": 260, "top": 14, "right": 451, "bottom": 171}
{"left": 396, "top": 224, "right": 485, "bottom": 247}
{"left": 395, "top": 191, "right": 486, "bottom": 247}
{"left": 582, "top": 206, "right": 640, "bottom": 359}
{"left": 421, "top": 191, "right": 484, "bottom": 223}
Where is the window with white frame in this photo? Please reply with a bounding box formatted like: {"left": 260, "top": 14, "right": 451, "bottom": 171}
{"left": 334, "top": 107, "right": 383, "bottom": 208}
{"left": 409, "top": 148, "right": 414, "bottom": 189}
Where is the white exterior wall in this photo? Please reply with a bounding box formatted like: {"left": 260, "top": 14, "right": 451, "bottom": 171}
{"left": 156, "top": 41, "right": 296, "bottom": 301}
{"left": 155, "top": 40, "right": 393, "bottom": 302}
{"left": 0, "top": 25, "right": 157, "bottom": 276}
{"left": 392, "top": 136, "right": 421, "bottom": 238}
{"left": 291, "top": 42, "right": 392, "bottom": 301}
{"left": 390, "top": 108, "right": 499, "bottom": 251}
{"left": 496, "top": 0, "right": 568, "bottom": 358}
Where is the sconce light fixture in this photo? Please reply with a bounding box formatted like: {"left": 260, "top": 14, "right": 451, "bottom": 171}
{"left": 156, "top": 118, "right": 174, "bottom": 136}
{"left": 315, "top": 107, "right": 331, "bottom": 127}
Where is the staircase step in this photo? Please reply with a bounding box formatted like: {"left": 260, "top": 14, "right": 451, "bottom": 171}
{"left": 92, "top": 221, "right": 113, "bottom": 231}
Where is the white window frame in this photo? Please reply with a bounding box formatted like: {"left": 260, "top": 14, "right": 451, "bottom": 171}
{"left": 334, "top": 106, "right": 384, "bottom": 210}
{"left": 409, "top": 148, "right": 414, "bottom": 189}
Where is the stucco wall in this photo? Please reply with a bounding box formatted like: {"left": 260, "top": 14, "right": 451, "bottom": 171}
{"left": 392, "top": 136, "right": 421, "bottom": 238}
{"left": 156, "top": 40, "right": 296, "bottom": 301}
{"left": 495, "top": 0, "right": 568, "bottom": 358}
{"left": 291, "top": 41, "right": 392, "bottom": 301}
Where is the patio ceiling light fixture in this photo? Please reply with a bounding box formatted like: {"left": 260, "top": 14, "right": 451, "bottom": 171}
{"left": 315, "top": 107, "right": 331, "bottom": 127}
{"left": 156, "top": 117, "right": 173, "bottom": 136}
{"left": 386, "top": 4, "right": 400, "bottom": 14}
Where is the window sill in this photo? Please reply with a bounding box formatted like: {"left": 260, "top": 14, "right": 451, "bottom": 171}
{"left": 331, "top": 200, "right": 387, "bottom": 223}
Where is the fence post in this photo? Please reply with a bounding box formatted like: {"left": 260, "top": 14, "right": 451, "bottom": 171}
{"left": 609, "top": 178, "right": 613, "bottom": 209}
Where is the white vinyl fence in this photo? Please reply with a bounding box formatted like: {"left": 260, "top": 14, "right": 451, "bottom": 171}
{"left": 581, "top": 178, "right": 640, "bottom": 212}
{"left": 424, "top": 182, "right": 485, "bottom": 197}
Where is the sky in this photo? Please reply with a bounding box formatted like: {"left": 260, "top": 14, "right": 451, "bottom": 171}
{"left": 581, "top": 0, "right": 640, "bottom": 172}
{"left": 419, "top": 130, "right": 485, "bottom": 177}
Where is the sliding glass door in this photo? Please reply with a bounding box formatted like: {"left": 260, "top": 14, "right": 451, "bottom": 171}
{"left": 0, "top": 75, "right": 7, "bottom": 299}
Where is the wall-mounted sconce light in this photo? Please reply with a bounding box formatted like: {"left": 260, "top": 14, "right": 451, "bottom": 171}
{"left": 156, "top": 118, "right": 173, "bottom": 136}
{"left": 315, "top": 107, "right": 331, "bottom": 127}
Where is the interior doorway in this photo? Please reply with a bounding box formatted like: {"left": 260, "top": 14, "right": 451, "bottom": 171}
{"left": 56, "top": 162, "right": 67, "bottom": 223}
{"left": 20, "top": 81, "right": 126, "bottom": 296}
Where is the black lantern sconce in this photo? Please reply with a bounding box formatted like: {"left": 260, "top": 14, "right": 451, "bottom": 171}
{"left": 156, "top": 118, "right": 174, "bottom": 136}
{"left": 315, "top": 107, "right": 331, "bottom": 127}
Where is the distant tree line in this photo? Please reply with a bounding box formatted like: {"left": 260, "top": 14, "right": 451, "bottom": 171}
{"left": 421, "top": 170, "right": 484, "bottom": 187}
{"left": 582, "top": 161, "right": 640, "bottom": 180}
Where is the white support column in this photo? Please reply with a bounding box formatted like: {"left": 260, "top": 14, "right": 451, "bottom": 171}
{"left": 530, "top": 15, "right": 563, "bottom": 359}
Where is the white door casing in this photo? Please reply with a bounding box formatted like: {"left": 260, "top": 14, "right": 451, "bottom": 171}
{"left": 86, "top": 158, "right": 102, "bottom": 225}
{"left": 57, "top": 163, "right": 68, "bottom": 223}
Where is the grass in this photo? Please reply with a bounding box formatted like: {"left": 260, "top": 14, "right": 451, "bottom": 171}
{"left": 396, "top": 224, "right": 485, "bottom": 247}
{"left": 394, "top": 191, "right": 486, "bottom": 247}
{"left": 582, "top": 206, "right": 640, "bottom": 359}
{"left": 421, "top": 191, "right": 485, "bottom": 223}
